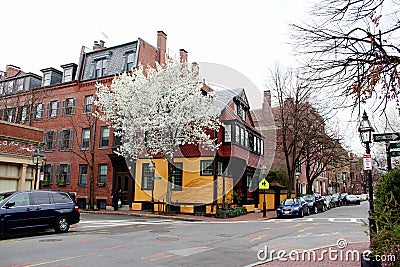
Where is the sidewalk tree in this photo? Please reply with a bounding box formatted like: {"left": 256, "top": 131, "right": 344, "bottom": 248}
{"left": 290, "top": 0, "right": 400, "bottom": 111}
{"left": 95, "top": 59, "right": 220, "bottom": 212}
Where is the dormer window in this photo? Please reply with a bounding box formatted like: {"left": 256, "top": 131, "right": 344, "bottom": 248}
{"left": 43, "top": 73, "right": 51, "bottom": 86}
{"left": 95, "top": 58, "right": 108, "bottom": 78}
{"left": 125, "top": 51, "right": 135, "bottom": 71}
{"left": 64, "top": 68, "right": 72, "bottom": 82}
{"left": 61, "top": 63, "right": 77, "bottom": 83}
{"left": 16, "top": 79, "right": 24, "bottom": 92}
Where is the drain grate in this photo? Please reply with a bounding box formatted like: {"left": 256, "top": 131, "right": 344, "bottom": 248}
{"left": 39, "top": 239, "right": 63, "bottom": 242}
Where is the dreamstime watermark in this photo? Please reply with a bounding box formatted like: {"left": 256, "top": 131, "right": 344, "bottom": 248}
{"left": 257, "top": 238, "right": 396, "bottom": 263}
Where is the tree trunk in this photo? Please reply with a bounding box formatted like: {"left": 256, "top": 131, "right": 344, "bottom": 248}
{"left": 165, "top": 156, "right": 174, "bottom": 213}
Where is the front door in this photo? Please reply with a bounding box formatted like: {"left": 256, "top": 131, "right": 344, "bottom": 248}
{"left": 115, "top": 172, "right": 133, "bottom": 206}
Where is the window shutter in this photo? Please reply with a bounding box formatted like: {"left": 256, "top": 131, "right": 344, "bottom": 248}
{"left": 43, "top": 132, "right": 48, "bottom": 150}
{"left": 69, "top": 129, "right": 73, "bottom": 149}
{"left": 52, "top": 131, "right": 57, "bottom": 151}
{"left": 58, "top": 131, "right": 62, "bottom": 150}
{"left": 71, "top": 98, "right": 76, "bottom": 114}
{"left": 56, "top": 164, "right": 60, "bottom": 182}
{"left": 61, "top": 100, "right": 65, "bottom": 116}
{"left": 56, "top": 101, "right": 60, "bottom": 116}
{"left": 50, "top": 165, "right": 54, "bottom": 184}
{"left": 46, "top": 103, "right": 50, "bottom": 118}
{"left": 67, "top": 165, "right": 71, "bottom": 184}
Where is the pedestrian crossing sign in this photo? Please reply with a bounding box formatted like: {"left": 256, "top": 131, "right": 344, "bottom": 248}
{"left": 259, "top": 178, "right": 269, "bottom": 189}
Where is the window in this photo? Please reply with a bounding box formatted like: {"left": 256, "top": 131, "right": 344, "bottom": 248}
{"left": 240, "top": 127, "right": 245, "bottom": 146}
{"left": 125, "top": 52, "right": 135, "bottom": 71}
{"left": 244, "top": 130, "right": 248, "bottom": 148}
{"left": 84, "top": 95, "right": 93, "bottom": 113}
{"left": 63, "top": 68, "right": 73, "bottom": 82}
{"left": 113, "top": 132, "right": 122, "bottom": 147}
{"left": 100, "top": 126, "right": 110, "bottom": 148}
{"left": 222, "top": 123, "right": 231, "bottom": 142}
{"left": 59, "top": 129, "right": 73, "bottom": 150}
{"left": 235, "top": 125, "right": 240, "bottom": 144}
{"left": 34, "top": 103, "right": 44, "bottom": 119}
{"left": 200, "top": 160, "right": 213, "bottom": 176}
{"left": 46, "top": 100, "right": 60, "bottom": 118}
{"left": 235, "top": 103, "right": 246, "bottom": 121}
{"left": 56, "top": 164, "right": 70, "bottom": 185}
{"left": 6, "top": 81, "right": 14, "bottom": 94}
{"left": 171, "top": 163, "right": 183, "bottom": 190}
{"left": 81, "top": 128, "right": 90, "bottom": 149}
{"left": 4, "top": 107, "right": 15, "bottom": 122}
{"left": 43, "top": 164, "right": 54, "bottom": 185}
{"left": 247, "top": 174, "right": 253, "bottom": 187}
{"left": 0, "top": 83, "right": 4, "bottom": 95}
{"left": 31, "top": 192, "right": 51, "bottom": 205}
{"left": 79, "top": 165, "right": 88, "bottom": 186}
{"left": 16, "top": 79, "right": 24, "bottom": 92}
{"left": 16, "top": 105, "right": 29, "bottom": 123}
{"left": 62, "top": 98, "right": 76, "bottom": 115}
{"left": 98, "top": 164, "right": 107, "bottom": 184}
{"left": 44, "top": 131, "right": 57, "bottom": 151}
{"left": 9, "top": 192, "right": 30, "bottom": 207}
{"left": 296, "top": 160, "right": 302, "bottom": 173}
{"left": 43, "top": 73, "right": 51, "bottom": 86}
{"left": 52, "top": 192, "right": 72, "bottom": 203}
{"left": 141, "top": 163, "right": 153, "bottom": 190}
{"left": 95, "top": 58, "right": 108, "bottom": 78}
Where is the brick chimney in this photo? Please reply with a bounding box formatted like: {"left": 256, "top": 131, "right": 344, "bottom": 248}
{"left": 5, "top": 65, "right": 21, "bottom": 78}
{"left": 179, "top": 49, "right": 188, "bottom": 63}
{"left": 157, "top": 31, "right": 167, "bottom": 65}
{"left": 262, "top": 90, "right": 272, "bottom": 111}
{"left": 93, "top": 40, "right": 105, "bottom": 51}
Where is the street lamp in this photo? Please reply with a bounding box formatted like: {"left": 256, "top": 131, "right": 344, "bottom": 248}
{"left": 295, "top": 172, "right": 300, "bottom": 197}
{"left": 260, "top": 165, "right": 267, "bottom": 218}
{"left": 32, "top": 144, "right": 46, "bottom": 190}
{"left": 358, "top": 110, "right": 376, "bottom": 241}
{"left": 149, "top": 159, "right": 156, "bottom": 214}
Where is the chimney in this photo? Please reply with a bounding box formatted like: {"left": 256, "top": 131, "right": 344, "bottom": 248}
{"left": 179, "top": 49, "right": 188, "bottom": 63}
{"left": 5, "top": 65, "right": 21, "bottom": 78}
{"left": 93, "top": 40, "right": 105, "bottom": 51}
{"left": 157, "top": 31, "right": 167, "bottom": 65}
{"left": 263, "top": 90, "right": 272, "bottom": 111}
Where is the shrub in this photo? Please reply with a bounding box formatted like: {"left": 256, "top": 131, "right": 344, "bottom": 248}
{"left": 215, "top": 207, "right": 247, "bottom": 219}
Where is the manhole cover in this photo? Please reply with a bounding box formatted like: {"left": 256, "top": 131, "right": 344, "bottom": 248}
{"left": 150, "top": 229, "right": 170, "bottom": 233}
{"left": 156, "top": 236, "right": 179, "bottom": 242}
{"left": 217, "top": 234, "right": 232, "bottom": 237}
{"left": 39, "top": 239, "right": 63, "bottom": 242}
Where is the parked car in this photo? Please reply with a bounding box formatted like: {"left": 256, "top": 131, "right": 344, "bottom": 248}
{"left": 277, "top": 197, "right": 309, "bottom": 218}
{"left": 323, "top": 195, "right": 332, "bottom": 210}
{"left": 302, "top": 194, "right": 325, "bottom": 213}
{"left": 339, "top": 193, "right": 348, "bottom": 206}
{"left": 0, "top": 190, "right": 80, "bottom": 238}
{"left": 345, "top": 194, "right": 361, "bottom": 205}
{"left": 330, "top": 193, "right": 340, "bottom": 207}
{"left": 360, "top": 194, "right": 369, "bottom": 201}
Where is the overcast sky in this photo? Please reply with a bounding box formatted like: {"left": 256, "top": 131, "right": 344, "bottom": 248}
{"left": 0, "top": 0, "right": 313, "bottom": 109}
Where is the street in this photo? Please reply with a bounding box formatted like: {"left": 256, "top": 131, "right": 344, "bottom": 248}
{"left": 0, "top": 202, "right": 370, "bottom": 267}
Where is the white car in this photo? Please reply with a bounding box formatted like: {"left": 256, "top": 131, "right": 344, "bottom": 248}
{"left": 345, "top": 194, "right": 361, "bottom": 205}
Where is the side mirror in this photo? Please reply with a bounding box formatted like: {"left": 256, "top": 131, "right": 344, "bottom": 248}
{"left": 4, "top": 202, "right": 15, "bottom": 208}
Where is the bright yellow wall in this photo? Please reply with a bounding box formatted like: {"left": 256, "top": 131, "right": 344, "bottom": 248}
{"left": 134, "top": 157, "right": 232, "bottom": 205}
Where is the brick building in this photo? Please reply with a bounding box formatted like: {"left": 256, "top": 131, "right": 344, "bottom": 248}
{"left": 0, "top": 121, "right": 43, "bottom": 192}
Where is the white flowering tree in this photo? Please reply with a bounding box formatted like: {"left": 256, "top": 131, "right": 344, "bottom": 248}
{"left": 95, "top": 59, "right": 220, "bottom": 212}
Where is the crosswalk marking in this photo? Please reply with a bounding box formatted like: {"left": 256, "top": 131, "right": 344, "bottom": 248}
{"left": 266, "top": 218, "right": 366, "bottom": 223}
{"left": 77, "top": 219, "right": 175, "bottom": 229}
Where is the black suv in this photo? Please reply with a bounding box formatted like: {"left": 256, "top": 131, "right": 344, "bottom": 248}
{"left": 0, "top": 190, "right": 80, "bottom": 238}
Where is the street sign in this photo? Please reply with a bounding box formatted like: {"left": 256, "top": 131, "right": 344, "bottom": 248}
{"left": 373, "top": 133, "right": 400, "bottom": 142}
{"left": 391, "top": 151, "right": 400, "bottom": 157}
{"left": 259, "top": 178, "right": 269, "bottom": 189}
{"left": 363, "top": 154, "right": 372, "bottom": 171}
{"left": 389, "top": 142, "right": 400, "bottom": 149}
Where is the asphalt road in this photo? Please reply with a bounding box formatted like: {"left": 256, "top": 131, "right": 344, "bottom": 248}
{"left": 0, "top": 201, "right": 370, "bottom": 267}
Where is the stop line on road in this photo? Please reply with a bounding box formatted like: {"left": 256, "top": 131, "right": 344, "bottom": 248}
{"left": 265, "top": 217, "right": 366, "bottom": 223}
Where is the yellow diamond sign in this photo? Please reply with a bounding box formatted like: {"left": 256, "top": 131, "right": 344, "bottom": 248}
{"left": 259, "top": 178, "right": 269, "bottom": 189}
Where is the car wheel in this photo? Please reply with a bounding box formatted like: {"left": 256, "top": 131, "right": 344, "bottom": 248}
{"left": 55, "top": 216, "right": 70, "bottom": 233}
{"left": 298, "top": 209, "right": 304, "bottom": 218}
{"left": 0, "top": 224, "right": 5, "bottom": 240}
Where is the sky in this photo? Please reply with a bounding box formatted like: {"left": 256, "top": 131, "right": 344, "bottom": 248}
{"left": 0, "top": 0, "right": 313, "bottom": 109}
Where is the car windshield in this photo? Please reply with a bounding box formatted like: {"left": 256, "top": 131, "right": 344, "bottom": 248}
{"left": 302, "top": 195, "right": 314, "bottom": 201}
{"left": 282, "top": 198, "right": 298, "bottom": 205}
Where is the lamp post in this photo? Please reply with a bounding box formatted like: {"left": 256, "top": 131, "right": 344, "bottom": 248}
{"left": 149, "top": 159, "right": 156, "bottom": 214}
{"left": 32, "top": 144, "right": 46, "bottom": 190}
{"left": 260, "top": 165, "right": 267, "bottom": 218}
{"left": 295, "top": 172, "right": 300, "bottom": 197}
{"left": 358, "top": 110, "right": 376, "bottom": 242}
